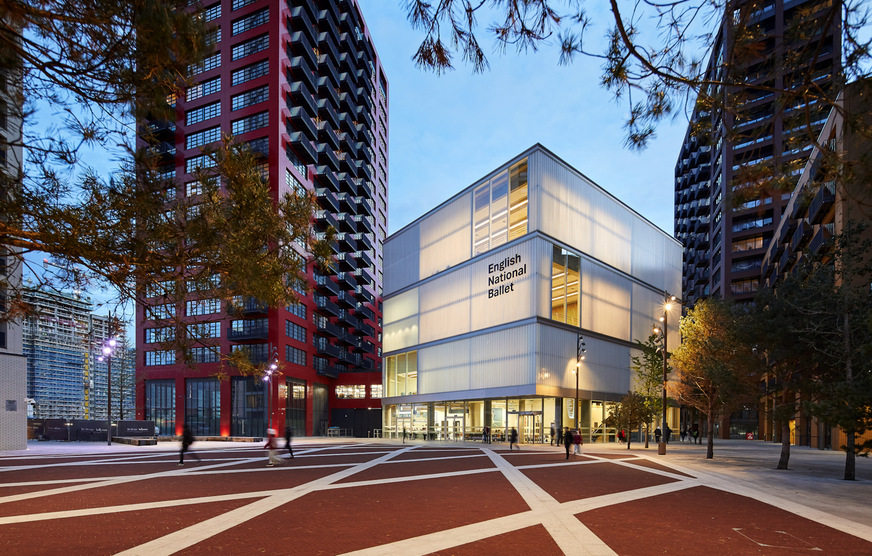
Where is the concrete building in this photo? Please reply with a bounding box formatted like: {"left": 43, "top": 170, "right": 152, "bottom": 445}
{"left": 23, "top": 288, "right": 128, "bottom": 421}
{"left": 136, "top": 0, "right": 387, "bottom": 438}
{"left": 381, "top": 145, "right": 682, "bottom": 444}
{"left": 0, "top": 52, "right": 26, "bottom": 451}
{"left": 675, "top": 0, "right": 841, "bottom": 310}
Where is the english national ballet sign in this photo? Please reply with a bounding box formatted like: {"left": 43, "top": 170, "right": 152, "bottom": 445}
{"left": 487, "top": 253, "right": 526, "bottom": 299}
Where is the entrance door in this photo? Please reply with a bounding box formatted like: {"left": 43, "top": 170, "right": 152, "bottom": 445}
{"left": 312, "top": 384, "right": 328, "bottom": 436}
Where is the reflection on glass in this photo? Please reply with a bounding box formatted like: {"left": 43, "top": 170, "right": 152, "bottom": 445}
{"left": 551, "top": 245, "right": 580, "bottom": 325}
{"left": 471, "top": 158, "right": 528, "bottom": 253}
{"left": 509, "top": 160, "right": 528, "bottom": 240}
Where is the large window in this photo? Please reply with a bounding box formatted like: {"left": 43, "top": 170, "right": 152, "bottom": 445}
{"left": 144, "top": 379, "right": 175, "bottom": 436}
{"left": 188, "top": 53, "right": 221, "bottom": 77}
{"left": 186, "top": 101, "right": 221, "bottom": 126}
{"left": 188, "top": 321, "right": 221, "bottom": 339}
{"left": 188, "top": 346, "right": 221, "bottom": 363}
{"left": 232, "top": 34, "right": 269, "bottom": 61}
{"left": 231, "top": 8, "right": 268, "bottom": 36}
{"left": 231, "top": 85, "right": 269, "bottom": 111}
{"left": 231, "top": 59, "right": 268, "bottom": 86}
{"left": 732, "top": 235, "right": 766, "bottom": 253}
{"left": 144, "top": 327, "right": 174, "bottom": 344}
{"left": 286, "top": 377, "right": 306, "bottom": 436}
{"left": 231, "top": 111, "right": 268, "bottom": 135}
{"left": 187, "top": 298, "right": 221, "bottom": 316}
{"left": 230, "top": 376, "right": 265, "bottom": 437}
{"left": 473, "top": 158, "right": 527, "bottom": 255}
{"left": 185, "top": 378, "right": 221, "bottom": 435}
{"left": 370, "top": 384, "right": 383, "bottom": 398}
{"left": 145, "top": 350, "right": 175, "bottom": 366}
{"left": 336, "top": 385, "right": 365, "bottom": 399}
{"left": 385, "top": 351, "right": 417, "bottom": 397}
{"left": 187, "top": 77, "right": 221, "bottom": 102}
{"left": 186, "top": 126, "right": 221, "bottom": 150}
{"left": 286, "top": 320, "right": 306, "bottom": 342}
{"left": 286, "top": 345, "right": 306, "bottom": 366}
{"left": 551, "top": 245, "right": 580, "bottom": 326}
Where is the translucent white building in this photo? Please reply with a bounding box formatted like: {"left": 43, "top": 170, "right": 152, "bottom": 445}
{"left": 381, "top": 145, "right": 682, "bottom": 443}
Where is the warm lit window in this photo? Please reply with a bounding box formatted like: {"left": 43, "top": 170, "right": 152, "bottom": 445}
{"left": 385, "top": 351, "right": 417, "bottom": 397}
{"left": 336, "top": 385, "right": 366, "bottom": 399}
{"left": 370, "top": 384, "right": 383, "bottom": 398}
{"left": 473, "top": 158, "right": 527, "bottom": 255}
{"left": 551, "top": 245, "right": 580, "bottom": 326}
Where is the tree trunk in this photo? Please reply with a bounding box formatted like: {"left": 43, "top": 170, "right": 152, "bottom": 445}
{"left": 706, "top": 407, "right": 715, "bottom": 459}
{"left": 777, "top": 391, "right": 791, "bottom": 470}
{"left": 844, "top": 431, "right": 856, "bottom": 480}
{"left": 644, "top": 423, "right": 649, "bottom": 448}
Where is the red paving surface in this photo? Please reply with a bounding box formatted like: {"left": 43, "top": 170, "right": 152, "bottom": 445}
{"left": 336, "top": 454, "right": 495, "bottom": 483}
{"left": 428, "top": 524, "right": 563, "bottom": 556}
{"left": 0, "top": 500, "right": 252, "bottom": 554}
{"left": 184, "top": 472, "right": 530, "bottom": 555}
{"left": 523, "top": 461, "right": 679, "bottom": 503}
{"left": 580, "top": 486, "right": 872, "bottom": 555}
{"left": 2, "top": 442, "right": 870, "bottom": 555}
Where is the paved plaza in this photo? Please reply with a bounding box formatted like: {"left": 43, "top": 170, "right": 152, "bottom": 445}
{"left": 1, "top": 437, "right": 870, "bottom": 555}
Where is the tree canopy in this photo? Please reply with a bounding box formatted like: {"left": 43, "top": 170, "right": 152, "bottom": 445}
{"left": 0, "top": 1, "right": 330, "bottom": 359}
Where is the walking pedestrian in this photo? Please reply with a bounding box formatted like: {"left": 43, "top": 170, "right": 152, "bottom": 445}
{"left": 680, "top": 428, "right": 687, "bottom": 442}
{"left": 265, "top": 429, "right": 282, "bottom": 466}
{"left": 550, "top": 424, "right": 556, "bottom": 446}
{"left": 509, "top": 427, "right": 518, "bottom": 450}
{"left": 665, "top": 425, "right": 672, "bottom": 443}
{"left": 483, "top": 425, "right": 490, "bottom": 443}
{"left": 178, "top": 424, "right": 200, "bottom": 466}
{"left": 563, "top": 426, "right": 572, "bottom": 459}
{"left": 402, "top": 426, "right": 407, "bottom": 444}
{"left": 284, "top": 426, "right": 294, "bottom": 459}
{"left": 654, "top": 427, "right": 662, "bottom": 444}
{"left": 573, "top": 429, "right": 582, "bottom": 454}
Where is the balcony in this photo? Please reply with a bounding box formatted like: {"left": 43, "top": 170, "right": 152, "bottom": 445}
{"left": 315, "top": 318, "right": 343, "bottom": 338}
{"left": 353, "top": 232, "right": 372, "bottom": 251}
{"left": 337, "top": 271, "right": 355, "bottom": 289}
{"left": 337, "top": 171, "right": 358, "bottom": 193}
{"left": 317, "top": 75, "right": 340, "bottom": 109}
{"left": 353, "top": 285, "right": 374, "bottom": 304}
{"left": 334, "top": 232, "right": 357, "bottom": 251}
{"left": 808, "top": 224, "right": 833, "bottom": 253}
{"left": 335, "top": 251, "right": 355, "bottom": 271}
{"left": 791, "top": 220, "right": 813, "bottom": 252}
{"left": 355, "top": 196, "right": 374, "bottom": 217}
{"left": 317, "top": 121, "right": 341, "bottom": 151}
{"left": 337, "top": 309, "right": 361, "bottom": 329}
{"left": 779, "top": 246, "right": 795, "bottom": 271}
{"left": 316, "top": 142, "right": 340, "bottom": 171}
{"left": 355, "top": 303, "right": 374, "bottom": 322}
{"left": 317, "top": 32, "right": 340, "bottom": 67}
{"left": 354, "top": 250, "right": 373, "bottom": 268}
{"left": 287, "top": 31, "right": 316, "bottom": 66}
{"left": 315, "top": 166, "right": 340, "bottom": 192}
{"left": 286, "top": 131, "right": 317, "bottom": 164}
{"left": 314, "top": 273, "right": 340, "bottom": 296}
{"left": 314, "top": 295, "right": 341, "bottom": 317}
{"left": 336, "top": 290, "right": 355, "bottom": 308}
{"left": 287, "top": 56, "right": 316, "bottom": 90}
{"left": 315, "top": 338, "right": 342, "bottom": 359}
{"left": 287, "top": 106, "right": 317, "bottom": 139}
{"left": 146, "top": 120, "right": 175, "bottom": 140}
{"left": 353, "top": 267, "right": 374, "bottom": 286}
{"left": 354, "top": 321, "right": 374, "bottom": 338}
{"left": 338, "top": 151, "right": 358, "bottom": 176}
{"left": 288, "top": 81, "right": 318, "bottom": 115}
{"left": 353, "top": 214, "right": 373, "bottom": 233}
{"left": 336, "top": 212, "right": 357, "bottom": 233}
{"left": 314, "top": 209, "right": 339, "bottom": 231}
{"left": 336, "top": 192, "right": 356, "bottom": 213}
{"left": 808, "top": 182, "right": 835, "bottom": 224}
{"left": 289, "top": 6, "right": 317, "bottom": 43}
{"left": 317, "top": 97, "right": 340, "bottom": 128}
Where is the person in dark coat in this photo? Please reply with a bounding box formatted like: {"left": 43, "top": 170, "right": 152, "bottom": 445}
{"left": 654, "top": 427, "right": 662, "bottom": 444}
{"left": 563, "top": 426, "right": 573, "bottom": 459}
{"left": 509, "top": 427, "right": 518, "bottom": 450}
{"left": 550, "top": 424, "right": 556, "bottom": 446}
{"left": 284, "top": 426, "right": 294, "bottom": 459}
{"left": 178, "top": 424, "right": 199, "bottom": 465}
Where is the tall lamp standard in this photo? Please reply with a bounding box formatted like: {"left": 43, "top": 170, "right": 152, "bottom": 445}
{"left": 653, "top": 295, "right": 677, "bottom": 455}
{"left": 97, "top": 337, "right": 117, "bottom": 446}
{"left": 263, "top": 359, "right": 278, "bottom": 433}
{"left": 574, "top": 334, "right": 587, "bottom": 431}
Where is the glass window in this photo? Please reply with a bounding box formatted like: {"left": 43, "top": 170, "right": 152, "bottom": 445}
{"left": 231, "top": 85, "right": 269, "bottom": 111}
{"left": 187, "top": 76, "right": 221, "bottom": 102}
{"left": 230, "top": 376, "right": 265, "bottom": 437}
{"left": 145, "top": 350, "right": 175, "bottom": 366}
{"left": 231, "top": 59, "right": 268, "bottom": 86}
{"left": 231, "top": 8, "right": 268, "bottom": 36}
{"left": 144, "top": 379, "right": 175, "bottom": 435}
{"left": 144, "top": 327, "right": 174, "bottom": 343}
{"left": 230, "top": 342, "right": 269, "bottom": 363}
{"left": 149, "top": 303, "right": 176, "bottom": 319}
{"left": 188, "top": 321, "right": 221, "bottom": 338}
{"left": 187, "top": 298, "right": 221, "bottom": 316}
{"left": 185, "top": 378, "right": 221, "bottom": 435}
{"left": 188, "top": 346, "right": 220, "bottom": 363}
{"left": 232, "top": 34, "right": 269, "bottom": 61}
{"left": 286, "top": 345, "right": 306, "bottom": 366}
{"left": 186, "top": 126, "right": 221, "bottom": 150}
{"left": 188, "top": 53, "right": 221, "bottom": 77}
{"left": 509, "top": 159, "right": 528, "bottom": 239}
{"left": 202, "top": 3, "right": 221, "bottom": 22}
{"left": 551, "top": 245, "right": 581, "bottom": 325}
{"left": 286, "top": 320, "right": 306, "bottom": 342}
{"left": 336, "top": 385, "right": 366, "bottom": 399}
{"left": 285, "top": 377, "right": 306, "bottom": 435}
{"left": 471, "top": 158, "right": 528, "bottom": 254}
{"left": 385, "top": 351, "right": 417, "bottom": 397}
{"left": 370, "top": 384, "right": 383, "bottom": 398}
{"left": 732, "top": 235, "right": 766, "bottom": 253}
{"left": 186, "top": 101, "right": 221, "bottom": 126}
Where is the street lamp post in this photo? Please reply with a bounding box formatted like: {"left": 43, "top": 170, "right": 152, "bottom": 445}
{"left": 263, "top": 359, "right": 278, "bottom": 433}
{"left": 575, "top": 334, "right": 586, "bottom": 431}
{"left": 654, "top": 295, "right": 677, "bottom": 455}
{"left": 98, "top": 337, "right": 117, "bottom": 446}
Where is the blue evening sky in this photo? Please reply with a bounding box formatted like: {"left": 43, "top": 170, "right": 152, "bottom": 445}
{"left": 362, "top": 4, "right": 695, "bottom": 237}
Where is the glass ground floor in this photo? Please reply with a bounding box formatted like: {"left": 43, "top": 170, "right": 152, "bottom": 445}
{"left": 383, "top": 397, "right": 626, "bottom": 444}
